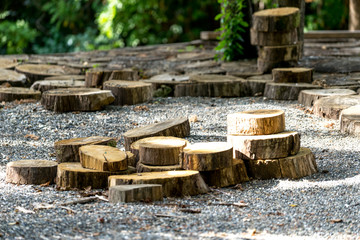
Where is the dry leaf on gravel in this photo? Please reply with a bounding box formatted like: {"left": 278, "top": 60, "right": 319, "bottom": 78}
{"left": 134, "top": 105, "right": 149, "bottom": 111}
{"left": 24, "top": 134, "right": 40, "bottom": 140}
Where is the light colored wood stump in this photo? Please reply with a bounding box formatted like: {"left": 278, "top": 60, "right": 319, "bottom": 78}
{"left": 54, "top": 136, "right": 117, "bottom": 163}
{"left": 136, "top": 162, "right": 182, "bottom": 172}
{"left": 57, "top": 162, "right": 135, "bottom": 190}
{"left": 108, "top": 170, "right": 209, "bottom": 197}
{"left": 272, "top": 68, "right": 313, "bottom": 83}
{"left": 102, "top": 80, "right": 152, "bottom": 105}
{"left": 85, "top": 69, "right": 112, "bottom": 88}
{"left": 250, "top": 28, "right": 298, "bottom": 46}
{"left": 109, "top": 184, "right": 163, "bottom": 203}
{"left": 109, "top": 69, "right": 139, "bottom": 81}
{"left": 6, "top": 160, "right": 57, "bottom": 185}
{"left": 123, "top": 117, "right": 190, "bottom": 151}
{"left": 0, "top": 69, "right": 27, "bottom": 87}
{"left": 15, "top": 64, "right": 80, "bottom": 82}
{"left": 31, "top": 80, "right": 85, "bottom": 92}
{"left": 340, "top": 105, "right": 360, "bottom": 136}
{"left": 227, "top": 131, "right": 300, "bottom": 160}
{"left": 41, "top": 88, "right": 115, "bottom": 112}
{"left": 0, "top": 87, "right": 41, "bottom": 102}
{"left": 79, "top": 145, "right": 128, "bottom": 172}
{"left": 44, "top": 75, "right": 85, "bottom": 81}
{"left": 244, "top": 148, "right": 317, "bottom": 180}
{"left": 264, "top": 82, "right": 322, "bottom": 100}
{"left": 227, "top": 109, "right": 285, "bottom": 135}
{"left": 181, "top": 142, "right": 233, "bottom": 171}
{"left": 298, "top": 89, "right": 357, "bottom": 107}
{"left": 0, "top": 58, "right": 19, "bottom": 69}
{"left": 313, "top": 95, "right": 360, "bottom": 120}
{"left": 200, "top": 159, "right": 249, "bottom": 188}
{"left": 252, "top": 7, "right": 300, "bottom": 32}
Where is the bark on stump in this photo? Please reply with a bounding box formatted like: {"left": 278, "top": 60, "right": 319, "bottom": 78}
{"left": 250, "top": 28, "right": 298, "bottom": 46}
{"left": 0, "top": 69, "right": 27, "bottom": 87}
{"left": 44, "top": 75, "right": 85, "bottom": 81}
{"left": 258, "top": 45, "right": 300, "bottom": 62}
{"left": 15, "top": 64, "right": 80, "bottom": 82}
{"left": 313, "top": 95, "right": 360, "bottom": 120}
{"left": 109, "top": 69, "right": 139, "bottom": 81}
{"left": 136, "top": 162, "right": 183, "bottom": 173}
{"left": 31, "top": 80, "right": 85, "bottom": 92}
{"left": 340, "top": 105, "right": 360, "bottom": 136}
{"left": 272, "top": 67, "right": 313, "bottom": 83}
{"left": 0, "top": 87, "right": 41, "bottom": 102}
{"left": 85, "top": 69, "right": 112, "bottom": 88}
{"left": 264, "top": 82, "right": 321, "bottom": 100}
{"left": 298, "top": 89, "right": 357, "bottom": 107}
{"left": 109, "top": 184, "right": 163, "bottom": 203}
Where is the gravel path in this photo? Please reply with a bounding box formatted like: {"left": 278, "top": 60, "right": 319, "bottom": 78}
{"left": 0, "top": 96, "right": 359, "bottom": 239}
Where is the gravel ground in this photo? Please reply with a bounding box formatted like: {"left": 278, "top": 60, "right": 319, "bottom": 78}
{"left": 0, "top": 96, "right": 359, "bottom": 240}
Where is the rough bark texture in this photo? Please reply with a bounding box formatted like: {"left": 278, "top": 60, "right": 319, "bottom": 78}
{"left": 272, "top": 67, "right": 313, "bottom": 83}
{"left": 123, "top": 117, "right": 190, "bottom": 151}
{"left": 85, "top": 69, "right": 112, "bottom": 88}
{"left": 103, "top": 80, "right": 152, "bottom": 105}
{"left": 6, "top": 160, "right": 58, "bottom": 185}
{"left": 31, "top": 80, "right": 85, "bottom": 92}
{"left": 54, "top": 136, "right": 117, "bottom": 163}
{"left": 181, "top": 142, "right": 233, "bottom": 171}
{"left": 0, "top": 69, "right": 27, "bottom": 87}
{"left": 298, "top": 89, "right": 357, "bottom": 107}
{"left": 0, "top": 87, "right": 41, "bottom": 102}
{"left": 258, "top": 44, "right": 300, "bottom": 61}
{"left": 349, "top": 0, "right": 360, "bottom": 30}
{"left": 41, "top": 88, "right": 115, "bottom": 112}
{"left": 243, "top": 79, "right": 272, "bottom": 96}
{"left": 250, "top": 28, "right": 298, "bottom": 46}
{"left": 340, "top": 105, "right": 360, "bottom": 136}
{"left": 108, "top": 170, "right": 209, "bottom": 197}
{"left": 228, "top": 131, "right": 300, "bottom": 160}
{"left": 79, "top": 145, "right": 128, "bottom": 172}
{"left": 56, "top": 162, "right": 135, "bottom": 190}
{"left": 227, "top": 109, "right": 285, "bottom": 135}
{"left": 264, "top": 82, "right": 321, "bottom": 100}
{"left": 136, "top": 162, "right": 183, "bottom": 173}
{"left": 109, "top": 69, "right": 139, "bottom": 81}
{"left": 313, "top": 95, "right": 360, "bottom": 120}
{"left": 109, "top": 184, "right": 163, "bottom": 203}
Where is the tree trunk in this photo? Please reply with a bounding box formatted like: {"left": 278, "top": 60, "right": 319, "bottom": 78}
{"left": 349, "top": 0, "right": 360, "bottom": 30}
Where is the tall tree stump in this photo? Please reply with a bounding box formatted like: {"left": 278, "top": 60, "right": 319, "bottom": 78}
{"left": 313, "top": 95, "right": 360, "bottom": 120}
{"left": 272, "top": 67, "right": 313, "bottom": 83}
{"left": 109, "top": 184, "right": 163, "bottom": 203}
{"left": 0, "top": 69, "right": 27, "bottom": 87}
{"left": 340, "top": 105, "right": 360, "bottom": 136}
{"left": 0, "top": 87, "right": 41, "bottom": 102}
{"left": 264, "top": 82, "right": 321, "bottom": 100}
{"left": 298, "top": 89, "right": 357, "bottom": 107}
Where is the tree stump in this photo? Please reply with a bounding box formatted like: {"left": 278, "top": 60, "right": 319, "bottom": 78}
{"left": 15, "top": 64, "right": 80, "bottom": 82}
{"left": 41, "top": 88, "right": 115, "bottom": 112}
{"left": 31, "top": 80, "right": 85, "bottom": 92}
{"left": 181, "top": 142, "right": 233, "bottom": 171}
{"left": 85, "top": 69, "right": 112, "bottom": 88}
{"left": 6, "top": 160, "right": 58, "bottom": 185}
{"left": 108, "top": 170, "right": 209, "bottom": 197}
{"left": 0, "top": 69, "right": 27, "bottom": 87}
{"left": 250, "top": 28, "right": 298, "bottom": 46}
{"left": 123, "top": 117, "right": 190, "bottom": 151}
{"left": 313, "top": 95, "right": 360, "bottom": 120}
{"left": 109, "top": 69, "right": 139, "bottom": 81}
{"left": 243, "top": 79, "right": 273, "bottom": 96}
{"left": 136, "top": 162, "right": 182, "bottom": 172}
{"left": 200, "top": 31, "right": 221, "bottom": 41}
{"left": 298, "top": 89, "right": 357, "bottom": 107}
{"left": 227, "top": 109, "right": 285, "bottom": 135}
{"left": 109, "top": 184, "right": 163, "bottom": 203}
{"left": 340, "top": 105, "right": 360, "bottom": 136}
{"left": 57, "top": 162, "right": 135, "bottom": 190}
{"left": 0, "top": 87, "right": 41, "bottom": 102}
{"left": 79, "top": 145, "right": 128, "bottom": 172}
{"left": 44, "top": 75, "right": 85, "bottom": 81}
{"left": 228, "top": 131, "right": 300, "bottom": 160}
{"left": 54, "top": 136, "right": 117, "bottom": 163}
{"left": 272, "top": 67, "right": 313, "bottom": 83}
{"left": 102, "top": 80, "right": 152, "bottom": 105}
{"left": 0, "top": 58, "right": 19, "bottom": 69}
{"left": 264, "top": 82, "right": 321, "bottom": 100}
{"left": 200, "top": 159, "right": 249, "bottom": 188}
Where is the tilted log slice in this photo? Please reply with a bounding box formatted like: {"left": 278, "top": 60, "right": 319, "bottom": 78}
{"left": 340, "top": 105, "right": 360, "bottom": 136}
{"left": 227, "top": 109, "right": 285, "bottom": 135}
{"left": 250, "top": 28, "right": 298, "bottom": 46}
{"left": 136, "top": 162, "right": 183, "bottom": 173}
{"left": 264, "top": 82, "right": 322, "bottom": 100}
{"left": 313, "top": 95, "right": 360, "bottom": 120}
{"left": 15, "top": 64, "right": 80, "bottom": 82}
{"left": 298, "top": 89, "right": 356, "bottom": 107}
{"left": 31, "top": 80, "right": 85, "bottom": 92}
{"left": 272, "top": 67, "right": 313, "bottom": 83}
{"left": 0, "top": 87, "right": 41, "bottom": 102}
{"left": 0, "top": 69, "right": 27, "bottom": 87}
{"left": 6, "top": 160, "right": 58, "bottom": 185}
{"left": 109, "top": 184, "right": 163, "bottom": 203}
{"left": 108, "top": 170, "right": 209, "bottom": 197}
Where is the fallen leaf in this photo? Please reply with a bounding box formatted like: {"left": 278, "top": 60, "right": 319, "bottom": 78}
{"left": 15, "top": 207, "right": 35, "bottom": 214}
{"left": 330, "top": 219, "right": 343, "bottom": 223}
{"left": 84, "top": 186, "right": 92, "bottom": 192}
{"left": 324, "top": 122, "right": 335, "bottom": 129}
{"left": 39, "top": 181, "right": 50, "bottom": 187}
{"left": 97, "top": 217, "right": 105, "bottom": 223}
{"left": 189, "top": 115, "right": 198, "bottom": 123}
{"left": 133, "top": 105, "right": 149, "bottom": 111}
{"left": 179, "top": 208, "right": 201, "bottom": 214}
{"left": 24, "top": 134, "right": 40, "bottom": 141}
{"left": 93, "top": 232, "right": 101, "bottom": 237}
{"left": 289, "top": 204, "right": 298, "bottom": 207}
{"left": 8, "top": 221, "right": 20, "bottom": 226}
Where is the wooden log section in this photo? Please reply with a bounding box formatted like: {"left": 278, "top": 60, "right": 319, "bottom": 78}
{"left": 340, "top": 105, "right": 360, "bottom": 136}
{"left": 250, "top": 28, "right": 298, "bottom": 46}
{"left": 264, "top": 82, "right": 322, "bottom": 100}
{"left": 41, "top": 88, "right": 115, "bottom": 112}
{"left": 272, "top": 68, "right": 313, "bottom": 83}
{"left": 79, "top": 145, "right": 128, "bottom": 172}
{"left": 227, "top": 109, "right": 285, "bottom": 136}
{"left": 85, "top": 69, "right": 112, "bottom": 88}
{"left": 109, "top": 69, "right": 139, "bottom": 81}
{"left": 109, "top": 184, "right": 163, "bottom": 203}
{"left": 44, "top": 75, "right": 85, "bottom": 81}
{"left": 244, "top": 148, "right": 317, "bottom": 180}
{"left": 136, "top": 162, "right": 182, "bottom": 173}
{"left": 298, "top": 89, "right": 357, "bottom": 107}
{"left": 31, "top": 80, "right": 85, "bottom": 92}
{"left": 0, "top": 69, "right": 27, "bottom": 87}
{"left": 227, "top": 131, "right": 300, "bottom": 160}
{"left": 313, "top": 95, "right": 360, "bottom": 120}
{"left": 252, "top": 7, "right": 300, "bottom": 32}
{"left": 54, "top": 136, "right": 117, "bottom": 163}
{"left": 181, "top": 142, "right": 233, "bottom": 171}
{"left": 0, "top": 58, "right": 19, "bottom": 69}
{"left": 139, "top": 137, "right": 188, "bottom": 166}
{"left": 123, "top": 117, "right": 190, "bottom": 151}
{"left": 200, "top": 31, "right": 221, "bottom": 41}
{"left": 0, "top": 87, "right": 41, "bottom": 102}
{"left": 6, "top": 160, "right": 58, "bottom": 185}
{"left": 108, "top": 170, "right": 209, "bottom": 197}
{"left": 102, "top": 80, "right": 152, "bottom": 105}
{"left": 258, "top": 45, "right": 300, "bottom": 62}
{"left": 258, "top": 59, "right": 298, "bottom": 74}
{"left": 200, "top": 159, "right": 249, "bottom": 188}
{"left": 57, "top": 162, "right": 135, "bottom": 190}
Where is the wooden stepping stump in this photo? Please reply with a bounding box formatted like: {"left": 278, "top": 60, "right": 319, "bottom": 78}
{"left": 264, "top": 82, "right": 322, "bottom": 100}
{"left": 31, "top": 80, "right": 85, "bottom": 92}
{"left": 298, "top": 89, "right": 357, "bottom": 107}
{"left": 272, "top": 68, "right": 313, "bottom": 83}
{"left": 123, "top": 117, "right": 190, "bottom": 151}
{"left": 0, "top": 87, "right": 41, "bottom": 102}
{"left": 54, "top": 136, "right": 117, "bottom": 163}
{"left": 227, "top": 131, "right": 300, "bottom": 160}
{"left": 109, "top": 184, "right": 163, "bottom": 203}
{"left": 200, "top": 159, "right": 249, "bottom": 188}
{"left": 136, "top": 162, "right": 182, "bottom": 172}
{"left": 313, "top": 95, "right": 360, "bottom": 120}
{"left": 227, "top": 109, "right": 285, "bottom": 136}
{"left": 6, "top": 160, "right": 57, "bottom": 185}
{"left": 108, "top": 170, "right": 209, "bottom": 197}
{"left": 340, "top": 105, "right": 360, "bottom": 136}
{"left": 44, "top": 75, "right": 85, "bottom": 81}
{"left": 79, "top": 145, "right": 128, "bottom": 172}
{"left": 250, "top": 28, "right": 298, "bottom": 46}
{"left": 103, "top": 80, "right": 152, "bottom": 105}
{"left": 57, "top": 162, "right": 135, "bottom": 190}
{"left": 0, "top": 69, "right": 27, "bottom": 87}
{"left": 85, "top": 68, "right": 113, "bottom": 88}
{"left": 41, "top": 88, "right": 115, "bottom": 112}
{"left": 109, "top": 69, "right": 139, "bottom": 81}
{"left": 244, "top": 148, "right": 317, "bottom": 180}
{"left": 0, "top": 58, "right": 19, "bottom": 69}
{"left": 15, "top": 64, "right": 80, "bottom": 82}
{"left": 181, "top": 142, "right": 233, "bottom": 171}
